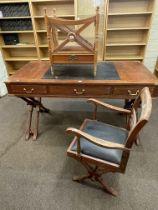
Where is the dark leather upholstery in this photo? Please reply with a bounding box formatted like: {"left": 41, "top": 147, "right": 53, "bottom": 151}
{"left": 71, "top": 120, "right": 128, "bottom": 164}
{"left": 43, "top": 62, "right": 120, "bottom": 80}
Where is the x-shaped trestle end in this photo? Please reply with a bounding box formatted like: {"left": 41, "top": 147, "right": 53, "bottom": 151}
{"left": 72, "top": 161, "right": 118, "bottom": 196}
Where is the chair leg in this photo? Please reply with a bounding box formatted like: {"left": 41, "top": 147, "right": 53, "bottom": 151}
{"left": 72, "top": 161, "right": 118, "bottom": 196}
{"left": 72, "top": 172, "right": 118, "bottom": 196}
{"left": 96, "top": 177, "right": 118, "bottom": 196}
{"left": 73, "top": 174, "right": 92, "bottom": 182}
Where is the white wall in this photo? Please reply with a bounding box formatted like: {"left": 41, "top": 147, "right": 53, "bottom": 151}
{"left": 0, "top": 51, "right": 8, "bottom": 97}
{"left": 144, "top": 0, "right": 158, "bottom": 72}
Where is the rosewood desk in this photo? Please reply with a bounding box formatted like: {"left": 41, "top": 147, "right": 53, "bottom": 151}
{"left": 5, "top": 61, "right": 158, "bottom": 140}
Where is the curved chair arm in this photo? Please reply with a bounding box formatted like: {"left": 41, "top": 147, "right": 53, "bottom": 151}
{"left": 88, "top": 98, "right": 131, "bottom": 114}
{"left": 66, "top": 128, "right": 130, "bottom": 151}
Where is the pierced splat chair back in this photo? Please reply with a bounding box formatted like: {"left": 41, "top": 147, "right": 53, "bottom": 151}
{"left": 45, "top": 7, "right": 99, "bottom": 76}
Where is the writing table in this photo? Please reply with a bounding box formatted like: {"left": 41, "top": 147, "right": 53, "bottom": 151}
{"left": 5, "top": 61, "right": 158, "bottom": 140}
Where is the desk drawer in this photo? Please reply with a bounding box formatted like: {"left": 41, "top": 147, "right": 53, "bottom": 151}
{"left": 113, "top": 86, "right": 154, "bottom": 98}
{"left": 48, "top": 85, "right": 111, "bottom": 97}
{"left": 53, "top": 54, "right": 94, "bottom": 64}
{"left": 10, "top": 85, "right": 47, "bottom": 95}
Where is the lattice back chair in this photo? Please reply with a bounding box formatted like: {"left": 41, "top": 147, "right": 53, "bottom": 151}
{"left": 66, "top": 87, "right": 152, "bottom": 196}
{"left": 44, "top": 7, "right": 99, "bottom": 76}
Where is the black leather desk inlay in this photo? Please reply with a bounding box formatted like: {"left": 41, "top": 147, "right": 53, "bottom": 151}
{"left": 42, "top": 62, "right": 120, "bottom": 80}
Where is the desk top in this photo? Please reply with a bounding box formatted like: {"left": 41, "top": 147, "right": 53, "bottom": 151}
{"left": 5, "top": 61, "right": 158, "bottom": 99}
{"left": 6, "top": 61, "right": 157, "bottom": 85}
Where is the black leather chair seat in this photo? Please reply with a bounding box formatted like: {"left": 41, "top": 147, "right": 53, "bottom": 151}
{"left": 71, "top": 119, "right": 128, "bottom": 164}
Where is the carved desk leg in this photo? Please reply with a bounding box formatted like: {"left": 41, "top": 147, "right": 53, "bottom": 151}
{"left": 20, "top": 97, "right": 50, "bottom": 140}
{"left": 26, "top": 104, "right": 34, "bottom": 140}
{"left": 33, "top": 98, "right": 40, "bottom": 141}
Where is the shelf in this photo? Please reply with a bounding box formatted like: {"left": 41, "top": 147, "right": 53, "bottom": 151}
{"left": 32, "top": 0, "right": 75, "bottom": 17}
{"left": 106, "top": 43, "right": 146, "bottom": 46}
{"left": 2, "top": 47, "right": 38, "bottom": 61}
{"left": 33, "top": 15, "right": 75, "bottom": 18}
{"left": 36, "top": 29, "right": 63, "bottom": 33}
{"left": 6, "top": 60, "right": 29, "bottom": 75}
{"left": 0, "top": 16, "right": 31, "bottom": 19}
{"left": 31, "top": 0, "right": 74, "bottom": 3}
{"left": 0, "top": 1, "right": 28, "bottom": 3}
{"left": 34, "top": 14, "right": 75, "bottom": 30}
{"left": 108, "top": 15, "right": 150, "bottom": 29}
{"left": 0, "top": 31, "right": 34, "bottom": 34}
{"left": 32, "top": 0, "right": 74, "bottom": 16}
{"left": 105, "top": 45, "right": 145, "bottom": 62}
{"left": 39, "top": 47, "right": 48, "bottom": 58}
{"left": 106, "top": 30, "right": 148, "bottom": 45}
{"left": 41, "top": 57, "right": 49, "bottom": 61}
{"left": 105, "top": 56, "right": 143, "bottom": 61}
{"left": 108, "top": 12, "right": 152, "bottom": 16}
{"left": 36, "top": 30, "right": 46, "bottom": 33}
{"left": 0, "top": 33, "right": 35, "bottom": 46}
{"left": 39, "top": 45, "right": 48, "bottom": 47}
{"left": 36, "top": 32, "right": 47, "bottom": 45}
{"left": 107, "top": 27, "right": 149, "bottom": 31}
{"left": 108, "top": 0, "right": 154, "bottom": 14}
{"left": 5, "top": 57, "right": 38, "bottom": 61}
{"left": 1, "top": 45, "right": 36, "bottom": 48}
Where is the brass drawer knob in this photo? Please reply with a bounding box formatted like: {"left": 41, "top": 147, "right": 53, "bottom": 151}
{"left": 74, "top": 89, "right": 85, "bottom": 95}
{"left": 23, "top": 88, "right": 34, "bottom": 94}
{"left": 128, "top": 90, "right": 139, "bottom": 96}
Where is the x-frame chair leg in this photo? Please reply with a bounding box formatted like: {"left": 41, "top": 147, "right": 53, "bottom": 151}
{"left": 96, "top": 177, "right": 118, "bottom": 196}
{"left": 73, "top": 174, "right": 92, "bottom": 182}
{"left": 73, "top": 160, "right": 118, "bottom": 196}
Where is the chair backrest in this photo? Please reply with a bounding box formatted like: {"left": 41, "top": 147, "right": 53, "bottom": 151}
{"left": 120, "top": 87, "right": 152, "bottom": 172}
{"left": 44, "top": 7, "right": 99, "bottom": 54}
{"left": 126, "top": 87, "right": 152, "bottom": 148}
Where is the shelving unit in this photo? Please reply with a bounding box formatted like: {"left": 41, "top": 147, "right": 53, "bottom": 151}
{"left": 31, "top": 0, "right": 75, "bottom": 61}
{"left": 0, "top": 0, "right": 75, "bottom": 75}
{"left": 0, "top": 1, "right": 34, "bottom": 74}
{"left": 0, "top": 0, "right": 155, "bottom": 74}
{"left": 104, "top": 0, "right": 155, "bottom": 62}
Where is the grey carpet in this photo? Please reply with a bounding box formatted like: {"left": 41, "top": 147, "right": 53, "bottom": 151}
{"left": 0, "top": 96, "right": 158, "bottom": 210}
